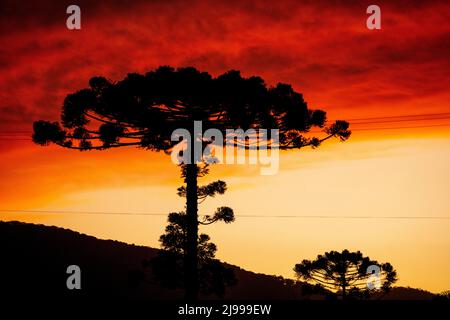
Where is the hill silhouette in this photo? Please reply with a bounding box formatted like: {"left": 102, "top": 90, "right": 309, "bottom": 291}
{"left": 0, "top": 220, "right": 435, "bottom": 301}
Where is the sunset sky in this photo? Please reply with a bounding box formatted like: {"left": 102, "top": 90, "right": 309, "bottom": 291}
{"left": 1, "top": 0, "right": 450, "bottom": 293}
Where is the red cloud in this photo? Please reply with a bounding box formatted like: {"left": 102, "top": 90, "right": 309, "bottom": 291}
{"left": 0, "top": 0, "right": 449, "bottom": 138}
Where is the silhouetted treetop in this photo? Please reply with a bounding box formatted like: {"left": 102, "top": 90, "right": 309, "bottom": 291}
{"left": 295, "top": 249, "right": 397, "bottom": 299}
{"left": 33, "top": 66, "right": 350, "bottom": 151}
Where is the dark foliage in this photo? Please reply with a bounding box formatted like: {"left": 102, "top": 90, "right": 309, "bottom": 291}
{"left": 294, "top": 249, "right": 397, "bottom": 299}
{"left": 150, "top": 212, "right": 236, "bottom": 297}
{"left": 33, "top": 66, "right": 350, "bottom": 152}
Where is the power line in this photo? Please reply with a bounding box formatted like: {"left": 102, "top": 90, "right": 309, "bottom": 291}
{"left": 350, "top": 117, "right": 450, "bottom": 125}
{"left": 307, "top": 123, "right": 450, "bottom": 134}
{"left": 346, "top": 112, "right": 450, "bottom": 122}
{"left": 1, "top": 123, "right": 450, "bottom": 140}
{"left": 1, "top": 112, "right": 450, "bottom": 142}
{"left": 347, "top": 123, "right": 450, "bottom": 131}
{"left": 1, "top": 209, "right": 449, "bottom": 220}
{"left": 1, "top": 112, "right": 450, "bottom": 136}
{"left": 2, "top": 123, "right": 450, "bottom": 142}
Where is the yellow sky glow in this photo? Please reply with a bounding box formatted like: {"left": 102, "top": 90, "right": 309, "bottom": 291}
{"left": 2, "top": 130, "right": 450, "bottom": 293}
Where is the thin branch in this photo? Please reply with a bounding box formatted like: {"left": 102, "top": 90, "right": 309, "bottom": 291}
{"left": 281, "top": 134, "right": 334, "bottom": 149}
{"left": 305, "top": 276, "right": 336, "bottom": 289}
{"left": 65, "top": 135, "right": 102, "bottom": 140}
{"left": 84, "top": 112, "right": 117, "bottom": 125}
{"left": 198, "top": 220, "right": 215, "bottom": 226}
{"left": 56, "top": 141, "right": 141, "bottom": 150}
{"left": 65, "top": 135, "right": 143, "bottom": 141}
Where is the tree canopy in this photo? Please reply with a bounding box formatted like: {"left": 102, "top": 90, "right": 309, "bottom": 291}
{"left": 33, "top": 66, "right": 350, "bottom": 153}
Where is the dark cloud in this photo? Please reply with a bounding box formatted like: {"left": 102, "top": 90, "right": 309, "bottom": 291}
{"left": 0, "top": 0, "right": 449, "bottom": 138}
{"left": 0, "top": 0, "right": 160, "bottom": 31}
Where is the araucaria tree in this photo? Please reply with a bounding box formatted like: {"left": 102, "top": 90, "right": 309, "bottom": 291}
{"left": 33, "top": 66, "right": 351, "bottom": 300}
{"left": 151, "top": 174, "right": 236, "bottom": 297}
{"left": 294, "top": 250, "right": 397, "bottom": 299}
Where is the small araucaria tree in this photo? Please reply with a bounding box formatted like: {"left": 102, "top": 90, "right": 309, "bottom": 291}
{"left": 32, "top": 66, "right": 351, "bottom": 300}
{"left": 151, "top": 174, "right": 236, "bottom": 297}
{"left": 294, "top": 250, "right": 397, "bottom": 299}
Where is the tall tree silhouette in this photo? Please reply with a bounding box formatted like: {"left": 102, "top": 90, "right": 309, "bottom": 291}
{"left": 294, "top": 250, "right": 397, "bottom": 299}
{"left": 32, "top": 66, "right": 351, "bottom": 300}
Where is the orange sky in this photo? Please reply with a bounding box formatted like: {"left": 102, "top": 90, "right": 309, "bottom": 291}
{"left": 1, "top": 0, "right": 450, "bottom": 293}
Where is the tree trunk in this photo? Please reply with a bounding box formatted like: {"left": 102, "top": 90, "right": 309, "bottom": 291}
{"left": 184, "top": 162, "right": 199, "bottom": 300}
{"left": 341, "top": 275, "right": 347, "bottom": 300}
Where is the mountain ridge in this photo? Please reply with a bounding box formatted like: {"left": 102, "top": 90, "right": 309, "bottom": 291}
{"left": 0, "top": 220, "right": 435, "bottom": 300}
